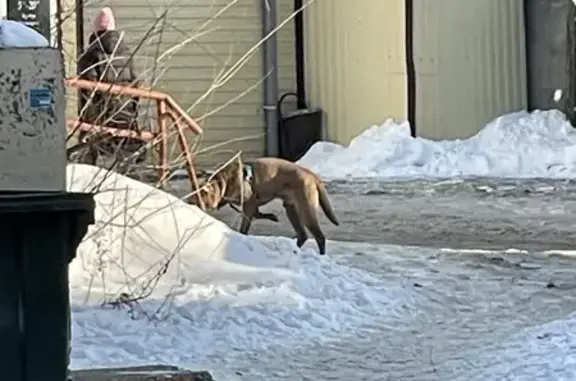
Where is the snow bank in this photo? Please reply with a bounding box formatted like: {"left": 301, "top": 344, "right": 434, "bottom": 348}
{"left": 446, "top": 312, "right": 576, "bottom": 380}
{"left": 0, "top": 20, "right": 49, "bottom": 47}
{"left": 298, "top": 109, "right": 576, "bottom": 179}
{"left": 66, "top": 164, "right": 405, "bottom": 369}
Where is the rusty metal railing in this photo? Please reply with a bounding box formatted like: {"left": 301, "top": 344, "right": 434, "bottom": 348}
{"left": 66, "top": 77, "right": 205, "bottom": 210}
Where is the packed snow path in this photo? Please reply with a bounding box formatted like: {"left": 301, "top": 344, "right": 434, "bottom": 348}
{"left": 197, "top": 110, "right": 576, "bottom": 251}
{"left": 187, "top": 177, "right": 576, "bottom": 252}
{"left": 225, "top": 243, "right": 576, "bottom": 381}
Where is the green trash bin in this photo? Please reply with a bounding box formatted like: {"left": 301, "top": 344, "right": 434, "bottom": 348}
{"left": 0, "top": 192, "right": 95, "bottom": 381}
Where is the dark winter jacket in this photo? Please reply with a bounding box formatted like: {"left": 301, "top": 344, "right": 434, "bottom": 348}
{"left": 77, "top": 30, "right": 139, "bottom": 131}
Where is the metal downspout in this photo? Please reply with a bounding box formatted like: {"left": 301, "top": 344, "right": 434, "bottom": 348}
{"left": 293, "top": 0, "right": 307, "bottom": 109}
{"left": 405, "top": 0, "right": 416, "bottom": 137}
{"left": 261, "top": 0, "right": 280, "bottom": 156}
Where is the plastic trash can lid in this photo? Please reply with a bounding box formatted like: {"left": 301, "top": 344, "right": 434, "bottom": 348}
{"left": 0, "top": 192, "right": 95, "bottom": 214}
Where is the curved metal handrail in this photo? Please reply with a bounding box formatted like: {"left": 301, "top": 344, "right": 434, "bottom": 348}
{"left": 65, "top": 77, "right": 205, "bottom": 209}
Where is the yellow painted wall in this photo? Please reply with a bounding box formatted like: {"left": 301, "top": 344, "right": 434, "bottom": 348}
{"left": 413, "top": 0, "right": 527, "bottom": 139}
{"left": 304, "top": 0, "right": 407, "bottom": 145}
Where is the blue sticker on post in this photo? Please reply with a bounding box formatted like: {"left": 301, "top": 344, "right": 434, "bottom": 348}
{"left": 29, "top": 88, "right": 52, "bottom": 109}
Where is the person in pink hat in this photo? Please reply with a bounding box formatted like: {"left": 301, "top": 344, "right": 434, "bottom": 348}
{"left": 75, "top": 7, "right": 144, "bottom": 166}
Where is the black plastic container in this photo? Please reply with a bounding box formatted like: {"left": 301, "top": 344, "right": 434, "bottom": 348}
{"left": 0, "top": 192, "right": 95, "bottom": 381}
{"left": 277, "top": 92, "right": 323, "bottom": 162}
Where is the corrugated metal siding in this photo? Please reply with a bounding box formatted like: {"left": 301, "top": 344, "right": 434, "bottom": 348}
{"left": 413, "top": 0, "right": 527, "bottom": 140}
{"left": 83, "top": 0, "right": 267, "bottom": 167}
{"left": 304, "top": 0, "right": 407, "bottom": 145}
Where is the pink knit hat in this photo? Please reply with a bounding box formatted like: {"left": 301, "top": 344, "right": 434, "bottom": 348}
{"left": 92, "top": 7, "right": 116, "bottom": 32}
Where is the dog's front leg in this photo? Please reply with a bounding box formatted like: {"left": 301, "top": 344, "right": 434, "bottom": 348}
{"left": 239, "top": 201, "right": 257, "bottom": 235}
{"left": 239, "top": 215, "right": 252, "bottom": 235}
{"left": 231, "top": 203, "right": 278, "bottom": 223}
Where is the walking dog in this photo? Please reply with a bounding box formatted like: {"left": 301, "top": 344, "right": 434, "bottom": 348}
{"left": 195, "top": 157, "right": 340, "bottom": 255}
{"left": 196, "top": 166, "right": 280, "bottom": 222}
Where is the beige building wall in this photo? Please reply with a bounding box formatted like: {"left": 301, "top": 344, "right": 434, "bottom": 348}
{"left": 277, "top": 1, "right": 297, "bottom": 112}
{"left": 58, "top": 0, "right": 78, "bottom": 121}
{"left": 303, "top": 0, "right": 407, "bottom": 145}
{"left": 82, "top": 0, "right": 290, "bottom": 167}
{"left": 413, "top": 0, "right": 527, "bottom": 140}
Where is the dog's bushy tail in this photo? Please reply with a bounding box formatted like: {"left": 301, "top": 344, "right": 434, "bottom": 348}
{"left": 317, "top": 181, "right": 339, "bottom": 226}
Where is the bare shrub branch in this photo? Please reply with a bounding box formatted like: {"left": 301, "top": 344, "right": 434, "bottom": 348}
{"left": 61, "top": 0, "right": 316, "bottom": 319}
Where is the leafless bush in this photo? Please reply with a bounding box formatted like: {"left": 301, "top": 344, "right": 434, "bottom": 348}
{"left": 59, "top": 0, "right": 316, "bottom": 320}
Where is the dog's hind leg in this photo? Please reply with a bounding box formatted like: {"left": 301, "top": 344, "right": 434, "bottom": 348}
{"left": 295, "top": 191, "right": 326, "bottom": 255}
{"left": 283, "top": 202, "right": 308, "bottom": 248}
{"left": 302, "top": 211, "right": 326, "bottom": 255}
{"left": 292, "top": 185, "right": 327, "bottom": 255}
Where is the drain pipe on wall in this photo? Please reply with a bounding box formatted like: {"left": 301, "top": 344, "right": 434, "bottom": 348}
{"left": 261, "top": 0, "right": 280, "bottom": 157}
{"left": 293, "top": 0, "right": 307, "bottom": 109}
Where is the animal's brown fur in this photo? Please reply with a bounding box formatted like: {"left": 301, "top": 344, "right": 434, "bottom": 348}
{"left": 195, "top": 163, "right": 279, "bottom": 222}
{"left": 198, "top": 157, "right": 339, "bottom": 255}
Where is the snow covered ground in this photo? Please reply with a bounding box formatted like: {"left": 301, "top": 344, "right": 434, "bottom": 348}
{"left": 66, "top": 164, "right": 408, "bottom": 373}
{"left": 298, "top": 109, "right": 576, "bottom": 179}
{"left": 67, "top": 110, "right": 576, "bottom": 380}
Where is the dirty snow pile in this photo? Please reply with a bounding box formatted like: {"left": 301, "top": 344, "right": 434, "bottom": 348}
{"left": 298, "top": 109, "right": 576, "bottom": 179}
{"left": 65, "top": 164, "right": 406, "bottom": 371}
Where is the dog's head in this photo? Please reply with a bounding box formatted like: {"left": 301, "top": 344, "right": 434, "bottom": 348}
{"left": 193, "top": 158, "right": 252, "bottom": 209}
{"left": 193, "top": 175, "right": 226, "bottom": 209}
{"left": 223, "top": 177, "right": 253, "bottom": 205}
